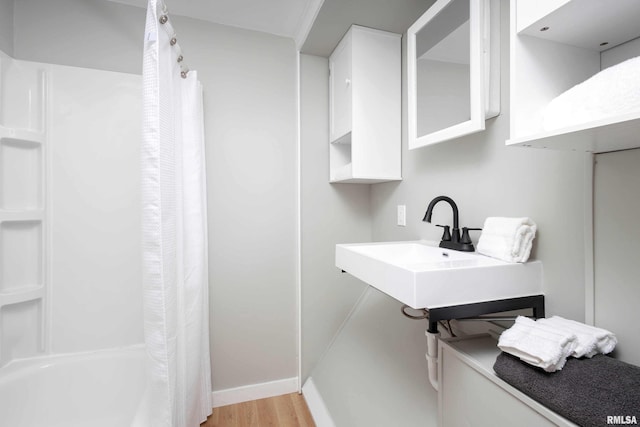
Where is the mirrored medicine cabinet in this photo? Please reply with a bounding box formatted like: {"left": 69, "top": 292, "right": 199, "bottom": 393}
{"left": 407, "top": 0, "right": 500, "bottom": 149}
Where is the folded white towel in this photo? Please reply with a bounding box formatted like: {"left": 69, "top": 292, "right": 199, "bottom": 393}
{"left": 538, "top": 316, "right": 617, "bottom": 357}
{"left": 542, "top": 55, "right": 640, "bottom": 131}
{"left": 476, "top": 217, "right": 537, "bottom": 263}
{"left": 498, "top": 316, "right": 577, "bottom": 372}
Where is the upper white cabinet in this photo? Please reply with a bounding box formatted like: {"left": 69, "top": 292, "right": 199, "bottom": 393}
{"left": 508, "top": 0, "right": 640, "bottom": 152}
{"left": 329, "top": 25, "right": 401, "bottom": 183}
{"left": 407, "top": 0, "right": 500, "bottom": 149}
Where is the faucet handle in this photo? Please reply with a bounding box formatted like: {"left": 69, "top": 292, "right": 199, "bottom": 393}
{"left": 436, "top": 224, "right": 452, "bottom": 241}
{"left": 461, "top": 227, "right": 482, "bottom": 244}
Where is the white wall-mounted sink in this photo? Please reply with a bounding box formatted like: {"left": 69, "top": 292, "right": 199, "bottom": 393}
{"left": 336, "top": 241, "right": 543, "bottom": 309}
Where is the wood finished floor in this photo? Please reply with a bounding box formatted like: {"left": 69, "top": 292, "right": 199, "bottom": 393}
{"left": 201, "top": 393, "right": 316, "bottom": 427}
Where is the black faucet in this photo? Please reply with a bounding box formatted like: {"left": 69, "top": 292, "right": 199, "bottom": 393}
{"left": 423, "top": 196, "right": 479, "bottom": 252}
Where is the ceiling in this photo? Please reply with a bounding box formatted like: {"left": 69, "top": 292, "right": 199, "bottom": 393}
{"left": 301, "top": 0, "right": 434, "bottom": 57}
{"left": 106, "top": 0, "right": 433, "bottom": 56}
{"left": 106, "top": 0, "right": 323, "bottom": 47}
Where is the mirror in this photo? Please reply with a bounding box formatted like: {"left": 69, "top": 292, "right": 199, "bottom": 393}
{"left": 407, "top": 0, "right": 499, "bottom": 149}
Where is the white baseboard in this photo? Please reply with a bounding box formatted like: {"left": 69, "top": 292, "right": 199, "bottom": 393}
{"left": 211, "top": 377, "right": 298, "bottom": 408}
{"left": 302, "top": 377, "right": 335, "bottom": 427}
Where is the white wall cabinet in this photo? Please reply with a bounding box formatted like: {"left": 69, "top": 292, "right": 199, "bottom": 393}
{"left": 438, "top": 335, "right": 577, "bottom": 427}
{"left": 507, "top": 0, "right": 640, "bottom": 153}
{"left": 329, "top": 25, "right": 401, "bottom": 183}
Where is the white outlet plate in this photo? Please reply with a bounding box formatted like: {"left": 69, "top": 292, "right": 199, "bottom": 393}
{"left": 397, "top": 205, "right": 406, "bottom": 226}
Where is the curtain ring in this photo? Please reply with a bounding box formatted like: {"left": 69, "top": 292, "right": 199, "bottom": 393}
{"left": 177, "top": 55, "right": 184, "bottom": 63}
{"left": 159, "top": 15, "right": 168, "bottom": 24}
{"left": 181, "top": 69, "right": 189, "bottom": 79}
{"left": 170, "top": 37, "right": 177, "bottom": 46}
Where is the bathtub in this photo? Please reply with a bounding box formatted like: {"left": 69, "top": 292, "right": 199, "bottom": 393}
{"left": 0, "top": 346, "right": 147, "bottom": 427}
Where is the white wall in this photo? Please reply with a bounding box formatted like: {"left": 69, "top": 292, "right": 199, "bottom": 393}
{"left": 189, "top": 18, "right": 299, "bottom": 392}
{"left": 593, "top": 148, "right": 640, "bottom": 366}
{"left": 299, "top": 54, "right": 372, "bottom": 381}
{"left": 0, "top": 0, "right": 12, "bottom": 56}
{"left": 11, "top": 0, "right": 299, "bottom": 393}
{"left": 591, "top": 37, "right": 640, "bottom": 368}
{"left": 308, "top": 288, "right": 436, "bottom": 426}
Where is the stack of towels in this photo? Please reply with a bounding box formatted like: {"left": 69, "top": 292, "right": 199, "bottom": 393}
{"left": 542, "top": 55, "right": 640, "bottom": 131}
{"left": 498, "top": 316, "right": 618, "bottom": 372}
{"left": 477, "top": 217, "right": 537, "bottom": 263}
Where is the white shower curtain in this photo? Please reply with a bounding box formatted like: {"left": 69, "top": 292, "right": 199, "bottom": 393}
{"left": 140, "top": 0, "right": 212, "bottom": 426}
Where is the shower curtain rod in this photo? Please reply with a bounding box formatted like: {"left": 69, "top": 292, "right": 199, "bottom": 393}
{"left": 157, "top": 0, "right": 190, "bottom": 78}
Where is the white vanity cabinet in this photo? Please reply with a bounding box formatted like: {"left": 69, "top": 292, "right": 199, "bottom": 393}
{"left": 438, "top": 335, "right": 577, "bottom": 427}
{"left": 328, "top": 25, "right": 401, "bottom": 183}
{"left": 507, "top": 0, "right": 640, "bottom": 152}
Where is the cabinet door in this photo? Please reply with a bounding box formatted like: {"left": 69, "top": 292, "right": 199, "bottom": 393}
{"left": 440, "top": 346, "right": 559, "bottom": 427}
{"left": 407, "top": 0, "right": 499, "bottom": 149}
{"left": 329, "top": 32, "right": 352, "bottom": 142}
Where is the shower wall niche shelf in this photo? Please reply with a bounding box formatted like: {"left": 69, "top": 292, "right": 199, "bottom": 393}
{"left": 329, "top": 25, "right": 401, "bottom": 183}
{"left": 0, "top": 199, "right": 48, "bottom": 367}
{"left": 0, "top": 134, "right": 45, "bottom": 211}
{"left": 0, "top": 126, "right": 46, "bottom": 144}
{"left": 507, "top": 0, "right": 640, "bottom": 153}
{"left": 0, "top": 286, "right": 45, "bottom": 307}
{"left": 0, "top": 54, "right": 49, "bottom": 367}
{"left": 0, "top": 220, "right": 44, "bottom": 291}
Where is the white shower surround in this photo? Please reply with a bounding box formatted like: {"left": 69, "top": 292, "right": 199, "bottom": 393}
{"left": 0, "top": 54, "right": 145, "bottom": 423}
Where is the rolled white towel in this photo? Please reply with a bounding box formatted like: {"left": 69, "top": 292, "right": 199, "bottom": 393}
{"left": 498, "top": 316, "right": 577, "bottom": 372}
{"left": 477, "top": 217, "right": 537, "bottom": 263}
{"left": 539, "top": 316, "right": 617, "bottom": 357}
{"left": 537, "top": 316, "right": 596, "bottom": 358}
